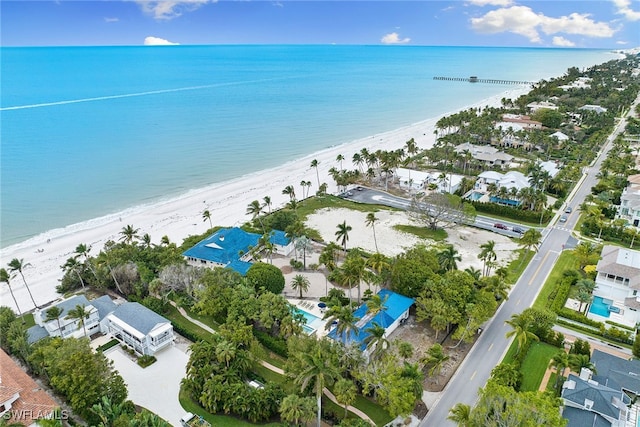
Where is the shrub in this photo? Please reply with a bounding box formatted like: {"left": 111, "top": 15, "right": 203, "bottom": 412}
{"left": 605, "top": 320, "right": 636, "bottom": 331}
{"left": 633, "top": 334, "right": 640, "bottom": 358}
{"left": 603, "top": 327, "right": 633, "bottom": 344}
{"left": 570, "top": 338, "right": 591, "bottom": 356}
{"left": 246, "top": 262, "right": 285, "bottom": 294}
{"left": 96, "top": 338, "right": 120, "bottom": 352}
{"left": 469, "top": 201, "right": 553, "bottom": 224}
{"left": 138, "top": 355, "right": 157, "bottom": 368}
{"left": 557, "top": 308, "right": 603, "bottom": 328}
{"left": 253, "top": 329, "right": 288, "bottom": 357}
{"left": 551, "top": 282, "right": 571, "bottom": 313}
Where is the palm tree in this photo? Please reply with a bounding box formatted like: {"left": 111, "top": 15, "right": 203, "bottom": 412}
{"left": 333, "top": 378, "right": 357, "bottom": 419}
{"left": 464, "top": 266, "right": 482, "bottom": 281}
{"left": 335, "top": 221, "right": 352, "bottom": 255}
{"left": 140, "top": 233, "right": 152, "bottom": 249}
{"left": 421, "top": 343, "right": 450, "bottom": 384}
{"left": 293, "top": 345, "right": 341, "bottom": 427}
{"left": 552, "top": 351, "right": 569, "bottom": 388}
{"left": 336, "top": 154, "right": 345, "bottom": 171}
{"left": 202, "top": 209, "right": 212, "bottom": 229}
{"left": 283, "top": 185, "right": 296, "bottom": 201}
{"left": 504, "top": 312, "right": 538, "bottom": 354}
{"left": 262, "top": 196, "right": 272, "bottom": 214}
{"left": 397, "top": 341, "right": 414, "bottom": 360}
{"left": 448, "top": 403, "right": 471, "bottom": 427}
{"left": 119, "top": 224, "right": 139, "bottom": 244}
{"left": 75, "top": 243, "right": 98, "bottom": 282}
{"left": 0, "top": 268, "right": 23, "bottom": 320}
{"left": 363, "top": 322, "right": 389, "bottom": 360}
{"left": 568, "top": 353, "right": 596, "bottom": 374}
{"left": 324, "top": 305, "right": 360, "bottom": 345}
{"left": 246, "top": 200, "right": 265, "bottom": 232}
{"left": 215, "top": 340, "right": 236, "bottom": 368}
{"left": 8, "top": 258, "right": 37, "bottom": 309}
{"left": 66, "top": 304, "right": 91, "bottom": 337}
{"left": 295, "top": 236, "right": 313, "bottom": 270}
{"left": 518, "top": 228, "right": 542, "bottom": 266}
{"left": 44, "top": 306, "right": 64, "bottom": 336}
{"left": 366, "top": 294, "right": 386, "bottom": 317}
{"left": 62, "top": 257, "right": 86, "bottom": 291}
{"left": 291, "top": 274, "right": 310, "bottom": 299}
{"left": 310, "top": 159, "right": 321, "bottom": 190}
{"left": 437, "top": 245, "right": 462, "bottom": 272}
{"left": 478, "top": 240, "right": 497, "bottom": 277}
{"left": 279, "top": 394, "right": 316, "bottom": 427}
{"left": 365, "top": 213, "right": 379, "bottom": 252}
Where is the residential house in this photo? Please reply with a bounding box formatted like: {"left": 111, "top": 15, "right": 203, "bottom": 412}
{"left": 617, "top": 174, "right": 640, "bottom": 227}
{"left": 395, "top": 168, "right": 432, "bottom": 191}
{"left": 539, "top": 160, "right": 561, "bottom": 179}
{"left": 561, "top": 350, "right": 640, "bottom": 427}
{"left": 28, "top": 295, "right": 175, "bottom": 356}
{"left": 455, "top": 142, "right": 513, "bottom": 169}
{"left": 551, "top": 131, "right": 570, "bottom": 143}
{"left": 501, "top": 114, "right": 543, "bottom": 130}
{"left": 327, "top": 289, "right": 414, "bottom": 357}
{"left": 0, "top": 349, "right": 58, "bottom": 426}
{"left": 31, "top": 294, "right": 101, "bottom": 340}
{"left": 589, "top": 245, "right": 640, "bottom": 327}
{"left": 183, "top": 227, "right": 293, "bottom": 275}
{"left": 527, "top": 101, "right": 559, "bottom": 113}
{"left": 558, "top": 77, "right": 592, "bottom": 90}
{"left": 580, "top": 105, "right": 608, "bottom": 114}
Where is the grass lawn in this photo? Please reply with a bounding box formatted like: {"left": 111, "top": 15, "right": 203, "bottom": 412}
{"left": 392, "top": 224, "right": 447, "bottom": 241}
{"left": 20, "top": 312, "right": 35, "bottom": 329}
{"left": 532, "top": 250, "right": 577, "bottom": 311}
{"left": 518, "top": 342, "right": 560, "bottom": 392}
{"left": 505, "top": 248, "right": 534, "bottom": 284}
{"left": 501, "top": 340, "right": 519, "bottom": 365}
{"left": 353, "top": 395, "right": 393, "bottom": 426}
{"left": 183, "top": 307, "right": 220, "bottom": 331}
{"left": 295, "top": 195, "right": 396, "bottom": 221}
{"left": 164, "top": 304, "right": 217, "bottom": 343}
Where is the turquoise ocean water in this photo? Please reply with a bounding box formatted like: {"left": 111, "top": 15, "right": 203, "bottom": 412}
{"left": 0, "top": 45, "right": 615, "bottom": 247}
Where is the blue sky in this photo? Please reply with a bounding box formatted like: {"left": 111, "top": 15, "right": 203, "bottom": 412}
{"left": 1, "top": 1, "right": 639, "bottom": 48}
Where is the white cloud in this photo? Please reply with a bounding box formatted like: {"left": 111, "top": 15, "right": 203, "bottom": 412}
{"left": 616, "top": 40, "right": 629, "bottom": 45}
{"left": 136, "top": 0, "right": 213, "bottom": 20}
{"left": 612, "top": 0, "right": 640, "bottom": 21}
{"left": 144, "top": 36, "right": 180, "bottom": 46}
{"left": 470, "top": 5, "right": 616, "bottom": 43}
{"left": 552, "top": 36, "right": 575, "bottom": 47}
{"left": 381, "top": 32, "right": 411, "bottom": 45}
{"left": 104, "top": 17, "right": 119, "bottom": 23}
{"left": 468, "top": 0, "right": 513, "bottom": 6}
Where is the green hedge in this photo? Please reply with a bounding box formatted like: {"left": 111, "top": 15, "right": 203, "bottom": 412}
{"left": 253, "top": 329, "right": 288, "bottom": 358}
{"left": 606, "top": 320, "right": 636, "bottom": 331}
{"left": 469, "top": 201, "right": 552, "bottom": 224}
{"left": 557, "top": 308, "right": 603, "bottom": 328}
{"left": 138, "top": 355, "right": 157, "bottom": 368}
{"left": 550, "top": 282, "right": 571, "bottom": 313}
{"left": 96, "top": 338, "right": 120, "bottom": 352}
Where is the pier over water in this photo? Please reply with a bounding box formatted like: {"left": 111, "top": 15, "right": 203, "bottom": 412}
{"left": 434, "top": 76, "right": 535, "bottom": 85}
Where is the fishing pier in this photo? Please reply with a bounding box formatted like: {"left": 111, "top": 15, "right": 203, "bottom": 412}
{"left": 433, "top": 76, "right": 535, "bottom": 85}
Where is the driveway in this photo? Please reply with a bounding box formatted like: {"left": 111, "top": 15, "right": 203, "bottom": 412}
{"left": 106, "top": 345, "right": 189, "bottom": 426}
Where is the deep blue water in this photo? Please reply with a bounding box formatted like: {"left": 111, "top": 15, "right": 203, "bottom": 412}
{"left": 0, "top": 45, "right": 615, "bottom": 247}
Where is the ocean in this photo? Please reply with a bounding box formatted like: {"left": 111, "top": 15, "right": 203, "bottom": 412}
{"left": 0, "top": 45, "right": 615, "bottom": 247}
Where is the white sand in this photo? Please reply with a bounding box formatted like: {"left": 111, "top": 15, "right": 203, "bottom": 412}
{"left": 0, "top": 88, "right": 528, "bottom": 313}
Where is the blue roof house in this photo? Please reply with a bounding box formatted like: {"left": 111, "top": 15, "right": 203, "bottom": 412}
{"left": 183, "top": 227, "right": 293, "bottom": 275}
{"left": 32, "top": 294, "right": 101, "bottom": 339}
{"left": 327, "top": 289, "right": 414, "bottom": 357}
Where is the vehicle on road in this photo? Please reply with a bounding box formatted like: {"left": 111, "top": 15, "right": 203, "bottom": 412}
{"left": 559, "top": 215, "right": 568, "bottom": 223}
{"left": 346, "top": 191, "right": 353, "bottom": 196}
{"left": 512, "top": 226, "right": 525, "bottom": 234}
{"left": 493, "top": 223, "right": 508, "bottom": 230}
{"left": 356, "top": 186, "right": 364, "bottom": 191}
{"left": 565, "top": 206, "right": 573, "bottom": 213}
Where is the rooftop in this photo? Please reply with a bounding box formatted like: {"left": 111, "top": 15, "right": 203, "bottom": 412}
{"left": 596, "top": 246, "right": 640, "bottom": 289}
{"left": 109, "top": 302, "right": 171, "bottom": 336}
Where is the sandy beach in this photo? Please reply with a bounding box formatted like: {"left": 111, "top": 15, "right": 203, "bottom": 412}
{"left": 0, "top": 88, "right": 528, "bottom": 313}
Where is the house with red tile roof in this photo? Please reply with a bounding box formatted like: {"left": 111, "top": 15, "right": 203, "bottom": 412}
{"left": 0, "top": 349, "right": 58, "bottom": 426}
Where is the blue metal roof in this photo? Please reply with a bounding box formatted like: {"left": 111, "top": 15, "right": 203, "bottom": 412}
{"left": 51, "top": 294, "right": 91, "bottom": 318}
{"left": 91, "top": 295, "right": 117, "bottom": 320}
{"left": 182, "top": 227, "right": 290, "bottom": 275}
{"left": 328, "top": 290, "right": 414, "bottom": 350}
{"left": 27, "top": 325, "right": 49, "bottom": 344}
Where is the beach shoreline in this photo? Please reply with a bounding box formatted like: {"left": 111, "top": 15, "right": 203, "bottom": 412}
{"left": 0, "top": 87, "right": 529, "bottom": 312}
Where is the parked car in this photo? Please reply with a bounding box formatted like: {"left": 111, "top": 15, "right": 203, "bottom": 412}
{"left": 559, "top": 215, "right": 568, "bottom": 223}
{"left": 512, "top": 226, "right": 525, "bottom": 234}
{"left": 494, "top": 223, "right": 508, "bottom": 230}
{"left": 565, "top": 206, "right": 573, "bottom": 213}
{"left": 356, "top": 186, "right": 364, "bottom": 191}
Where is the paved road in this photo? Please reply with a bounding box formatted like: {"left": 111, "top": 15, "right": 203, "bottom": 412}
{"left": 418, "top": 100, "right": 636, "bottom": 426}
{"left": 344, "top": 188, "right": 528, "bottom": 238}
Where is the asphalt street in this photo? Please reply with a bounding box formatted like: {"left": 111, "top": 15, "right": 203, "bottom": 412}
{"left": 344, "top": 99, "right": 637, "bottom": 426}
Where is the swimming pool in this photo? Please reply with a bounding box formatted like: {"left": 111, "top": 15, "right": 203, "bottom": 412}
{"left": 294, "top": 307, "right": 324, "bottom": 335}
{"left": 589, "top": 296, "right": 612, "bottom": 318}
{"left": 467, "top": 191, "right": 484, "bottom": 201}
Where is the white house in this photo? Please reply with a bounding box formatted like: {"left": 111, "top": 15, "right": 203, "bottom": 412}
{"left": 527, "top": 101, "right": 559, "bottom": 112}
{"left": 617, "top": 174, "right": 640, "bottom": 227}
{"left": 455, "top": 142, "right": 513, "bottom": 169}
{"left": 550, "top": 131, "right": 569, "bottom": 142}
{"left": 33, "top": 294, "right": 101, "bottom": 339}
{"left": 589, "top": 245, "right": 640, "bottom": 327}
{"left": 395, "top": 167, "right": 431, "bottom": 191}
{"left": 29, "top": 295, "right": 175, "bottom": 356}
{"left": 580, "top": 105, "right": 608, "bottom": 114}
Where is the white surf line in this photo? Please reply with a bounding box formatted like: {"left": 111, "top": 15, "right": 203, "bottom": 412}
{"left": 0, "top": 76, "right": 294, "bottom": 111}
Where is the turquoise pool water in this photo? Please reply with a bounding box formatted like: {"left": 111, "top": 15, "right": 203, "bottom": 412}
{"left": 467, "top": 191, "right": 484, "bottom": 201}
{"left": 294, "top": 307, "right": 323, "bottom": 335}
{"left": 589, "top": 296, "right": 612, "bottom": 318}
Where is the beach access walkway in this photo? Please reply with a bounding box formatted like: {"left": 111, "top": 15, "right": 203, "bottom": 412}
{"left": 169, "top": 302, "right": 376, "bottom": 426}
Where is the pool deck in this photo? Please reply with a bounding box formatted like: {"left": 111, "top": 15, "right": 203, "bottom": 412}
{"left": 288, "top": 298, "right": 330, "bottom": 337}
